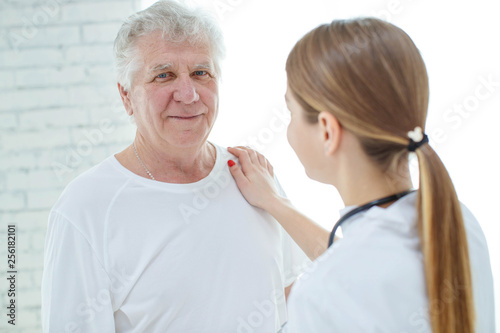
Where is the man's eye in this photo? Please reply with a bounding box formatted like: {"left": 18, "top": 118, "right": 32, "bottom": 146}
{"left": 157, "top": 73, "right": 168, "bottom": 79}
{"left": 194, "top": 71, "right": 208, "bottom": 76}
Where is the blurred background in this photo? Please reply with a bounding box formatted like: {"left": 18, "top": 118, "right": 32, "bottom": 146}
{"left": 0, "top": 0, "right": 498, "bottom": 331}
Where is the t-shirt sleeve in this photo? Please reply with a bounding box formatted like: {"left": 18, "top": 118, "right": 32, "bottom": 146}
{"left": 274, "top": 176, "right": 311, "bottom": 286}
{"left": 42, "top": 210, "right": 116, "bottom": 333}
{"left": 280, "top": 228, "right": 311, "bottom": 286}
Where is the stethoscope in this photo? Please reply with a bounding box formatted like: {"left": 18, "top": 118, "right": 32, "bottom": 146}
{"left": 327, "top": 189, "right": 416, "bottom": 247}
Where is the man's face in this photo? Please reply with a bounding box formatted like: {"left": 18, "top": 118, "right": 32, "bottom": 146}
{"left": 120, "top": 31, "right": 219, "bottom": 150}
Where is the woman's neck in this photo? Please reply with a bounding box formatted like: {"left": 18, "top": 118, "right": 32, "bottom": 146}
{"left": 335, "top": 157, "right": 413, "bottom": 208}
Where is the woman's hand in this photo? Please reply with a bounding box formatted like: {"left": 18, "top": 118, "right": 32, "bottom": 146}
{"left": 228, "top": 146, "right": 329, "bottom": 260}
{"left": 227, "top": 146, "right": 282, "bottom": 211}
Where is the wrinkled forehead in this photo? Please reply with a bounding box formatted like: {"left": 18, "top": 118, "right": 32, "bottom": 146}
{"left": 134, "top": 30, "right": 215, "bottom": 71}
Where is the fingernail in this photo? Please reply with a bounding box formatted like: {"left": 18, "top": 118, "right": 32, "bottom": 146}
{"left": 228, "top": 160, "right": 235, "bottom": 167}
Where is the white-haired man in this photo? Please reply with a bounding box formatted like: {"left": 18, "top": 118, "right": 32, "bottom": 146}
{"left": 41, "top": 1, "right": 309, "bottom": 332}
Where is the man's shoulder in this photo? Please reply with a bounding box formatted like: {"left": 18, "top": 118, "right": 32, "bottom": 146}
{"left": 52, "top": 156, "right": 131, "bottom": 217}
{"left": 213, "top": 143, "right": 234, "bottom": 160}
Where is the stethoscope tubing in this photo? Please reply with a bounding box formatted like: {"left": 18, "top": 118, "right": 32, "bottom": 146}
{"left": 328, "top": 189, "right": 416, "bottom": 247}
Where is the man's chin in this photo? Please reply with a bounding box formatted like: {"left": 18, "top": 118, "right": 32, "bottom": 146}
{"left": 162, "top": 131, "right": 212, "bottom": 150}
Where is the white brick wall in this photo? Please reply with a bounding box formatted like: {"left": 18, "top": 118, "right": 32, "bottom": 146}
{"left": 0, "top": 0, "right": 140, "bottom": 331}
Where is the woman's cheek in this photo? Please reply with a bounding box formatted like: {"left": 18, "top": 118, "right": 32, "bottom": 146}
{"left": 286, "top": 122, "right": 295, "bottom": 148}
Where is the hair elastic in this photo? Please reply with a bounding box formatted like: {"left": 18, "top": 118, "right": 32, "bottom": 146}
{"left": 407, "top": 126, "right": 429, "bottom": 152}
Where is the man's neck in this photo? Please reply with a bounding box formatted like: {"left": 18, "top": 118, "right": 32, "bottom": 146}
{"left": 115, "top": 139, "right": 217, "bottom": 184}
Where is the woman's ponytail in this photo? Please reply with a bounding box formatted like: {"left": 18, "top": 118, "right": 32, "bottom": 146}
{"left": 416, "top": 144, "right": 475, "bottom": 332}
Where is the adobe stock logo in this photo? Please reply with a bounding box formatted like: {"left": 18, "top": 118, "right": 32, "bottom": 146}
{"left": 236, "top": 289, "right": 284, "bottom": 333}
{"left": 63, "top": 269, "right": 134, "bottom": 333}
{"left": 212, "top": 0, "right": 246, "bottom": 20}
{"left": 178, "top": 169, "right": 232, "bottom": 223}
{"left": 5, "top": 0, "right": 74, "bottom": 52}
{"left": 51, "top": 97, "right": 129, "bottom": 182}
{"left": 431, "top": 74, "right": 499, "bottom": 145}
{"left": 238, "top": 106, "right": 290, "bottom": 152}
{"left": 406, "top": 278, "right": 467, "bottom": 332}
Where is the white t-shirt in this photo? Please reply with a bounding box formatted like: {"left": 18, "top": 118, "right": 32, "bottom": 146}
{"left": 42, "top": 144, "right": 310, "bottom": 333}
{"left": 284, "top": 192, "right": 495, "bottom": 333}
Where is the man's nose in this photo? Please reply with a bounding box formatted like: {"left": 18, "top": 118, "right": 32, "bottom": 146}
{"left": 173, "top": 75, "right": 199, "bottom": 104}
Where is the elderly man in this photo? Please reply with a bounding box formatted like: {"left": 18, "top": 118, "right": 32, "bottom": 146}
{"left": 41, "top": 1, "right": 309, "bottom": 332}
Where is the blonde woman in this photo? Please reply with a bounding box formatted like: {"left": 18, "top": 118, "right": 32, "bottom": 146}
{"left": 227, "top": 18, "right": 495, "bottom": 332}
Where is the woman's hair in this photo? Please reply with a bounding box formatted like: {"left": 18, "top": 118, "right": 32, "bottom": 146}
{"left": 286, "top": 18, "right": 475, "bottom": 332}
{"left": 113, "top": 0, "right": 225, "bottom": 91}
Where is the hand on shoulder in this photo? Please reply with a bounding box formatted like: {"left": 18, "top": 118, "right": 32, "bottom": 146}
{"left": 227, "top": 146, "right": 282, "bottom": 211}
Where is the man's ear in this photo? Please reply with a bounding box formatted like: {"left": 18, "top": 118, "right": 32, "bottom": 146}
{"left": 117, "top": 83, "right": 133, "bottom": 116}
{"left": 318, "top": 111, "right": 342, "bottom": 156}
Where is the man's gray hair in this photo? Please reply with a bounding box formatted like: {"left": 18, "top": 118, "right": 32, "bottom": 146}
{"left": 114, "top": 0, "right": 226, "bottom": 91}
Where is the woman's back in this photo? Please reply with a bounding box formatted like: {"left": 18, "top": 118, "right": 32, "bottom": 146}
{"left": 285, "top": 192, "right": 495, "bottom": 332}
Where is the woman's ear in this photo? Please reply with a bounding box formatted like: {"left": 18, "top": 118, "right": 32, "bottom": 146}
{"left": 117, "top": 83, "right": 134, "bottom": 116}
{"left": 318, "top": 111, "right": 342, "bottom": 156}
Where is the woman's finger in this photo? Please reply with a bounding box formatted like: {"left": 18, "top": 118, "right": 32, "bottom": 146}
{"left": 244, "top": 147, "right": 260, "bottom": 165}
{"left": 267, "top": 160, "right": 274, "bottom": 177}
{"left": 227, "top": 147, "right": 253, "bottom": 174}
{"left": 230, "top": 146, "right": 260, "bottom": 166}
{"left": 227, "top": 146, "right": 243, "bottom": 158}
{"left": 256, "top": 151, "right": 267, "bottom": 168}
{"left": 227, "top": 159, "right": 249, "bottom": 190}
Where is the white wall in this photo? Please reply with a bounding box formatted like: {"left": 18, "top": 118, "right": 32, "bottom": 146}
{"left": 0, "top": 0, "right": 139, "bottom": 331}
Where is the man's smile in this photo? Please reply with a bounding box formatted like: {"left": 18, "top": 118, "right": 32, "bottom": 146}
{"left": 168, "top": 114, "right": 203, "bottom": 120}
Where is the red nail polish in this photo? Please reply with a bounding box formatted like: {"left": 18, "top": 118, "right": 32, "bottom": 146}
{"left": 228, "top": 160, "right": 235, "bottom": 167}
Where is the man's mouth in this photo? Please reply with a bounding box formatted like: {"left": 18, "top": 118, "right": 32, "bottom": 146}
{"left": 169, "top": 114, "right": 203, "bottom": 120}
